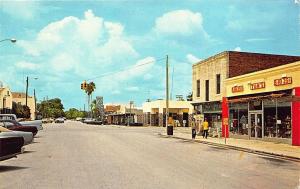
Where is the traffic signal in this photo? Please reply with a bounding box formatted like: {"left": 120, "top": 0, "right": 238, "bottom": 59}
{"left": 81, "top": 83, "right": 84, "bottom": 90}
{"left": 83, "top": 81, "right": 87, "bottom": 89}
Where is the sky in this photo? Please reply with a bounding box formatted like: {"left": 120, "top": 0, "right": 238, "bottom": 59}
{"left": 0, "top": 0, "right": 299, "bottom": 110}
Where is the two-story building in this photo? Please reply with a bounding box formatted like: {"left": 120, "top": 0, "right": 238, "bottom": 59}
{"left": 192, "top": 51, "right": 300, "bottom": 137}
{"left": 224, "top": 61, "right": 300, "bottom": 146}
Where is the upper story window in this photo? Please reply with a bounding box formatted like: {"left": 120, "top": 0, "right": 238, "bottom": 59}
{"left": 216, "top": 74, "right": 221, "bottom": 94}
{"left": 196, "top": 80, "right": 200, "bottom": 97}
{"left": 205, "top": 80, "right": 209, "bottom": 101}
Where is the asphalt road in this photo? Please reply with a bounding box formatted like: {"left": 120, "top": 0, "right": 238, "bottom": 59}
{"left": 0, "top": 121, "right": 299, "bottom": 189}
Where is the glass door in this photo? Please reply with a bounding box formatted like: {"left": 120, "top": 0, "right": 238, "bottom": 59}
{"left": 250, "top": 113, "right": 263, "bottom": 138}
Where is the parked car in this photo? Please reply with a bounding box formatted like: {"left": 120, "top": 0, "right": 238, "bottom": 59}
{"left": 42, "top": 118, "right": 54, "bottom": 124}
{"left": 55, "top": 117, "right": 64, "bottom": 123}
{"left": 0, "top": 136, "right": 24, "bottom": 161}
{"left": 0, "top": 120, "right": 38, "bottom": 136}
{"left": 19, "top": 120, "right": 43, "bottom": 130}
{"left": 76, "top": 117, "right": 83, "bottom": 121}
{"left": 83, "top": 118, "right": 95, "bottom": 124}
{"left": 0, "top": 126, "right": 33, "bottom": 145}
{"left": 0, "top": 114, "right": 43, "bottom": 130}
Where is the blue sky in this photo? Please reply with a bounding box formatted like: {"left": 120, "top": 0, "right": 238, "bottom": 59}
{"left": 0, "top": 0, "right": 299, "bottom": 110}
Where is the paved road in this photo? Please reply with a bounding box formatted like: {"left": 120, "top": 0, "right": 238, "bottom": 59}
{"left": 1, "top": 121, "right": 299, "bottom": 189}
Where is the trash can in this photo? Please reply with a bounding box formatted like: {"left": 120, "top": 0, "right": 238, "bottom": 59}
{"left": 192, "top": 129, "right": 196, "bottom": 139}
{"left": 167, "top": 126, "right": 173, "bottom": 135}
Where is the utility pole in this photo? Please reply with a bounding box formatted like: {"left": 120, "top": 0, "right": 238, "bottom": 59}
{"left": 25, "top": 76, "right": 28, "bottom": 107}
{"left": 166, "top": 55, "right": 169, "bottom": 131}
{"left": 34, "top": 89, "right": 36, "bottom": 120}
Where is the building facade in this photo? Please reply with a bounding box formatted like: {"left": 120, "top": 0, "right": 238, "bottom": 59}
{"left": 192, "top": 51, "right": 300, "bottom": 137}
{"left": 105, "top": 104, "right": 143, "bottom": 125}
{"left": 12, "top": 92, "right": 36, "bottom": 120}
{"left": 142, "top": 100, "right": 194, "bottom": 127}
{"left": 0, "top": 86, "right": 13, "bottom": 114}
{"left": 224, "top": 61, "right": 300, "bottom": 146}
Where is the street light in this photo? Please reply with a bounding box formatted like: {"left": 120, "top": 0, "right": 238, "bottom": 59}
{"left": 0, "top": 38, "right": 17, "bottom": 43}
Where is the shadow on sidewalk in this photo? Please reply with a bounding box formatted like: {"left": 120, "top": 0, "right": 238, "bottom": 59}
{"left": 0, "top": 165, "right": 29, "bottom": 173}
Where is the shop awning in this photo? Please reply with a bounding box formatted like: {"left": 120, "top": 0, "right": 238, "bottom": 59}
{"left": 228, "top": 93, "right": 286, "bottom": 103}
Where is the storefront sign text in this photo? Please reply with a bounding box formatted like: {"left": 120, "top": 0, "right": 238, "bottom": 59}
{"left": 274, "top": 77, "right": 292, "bottom": 86}
{"left": 232, "top": 85, "right": 244, "bottom": 93}
{"left": 250, "top": 82, "right": 265, "bottom": 90}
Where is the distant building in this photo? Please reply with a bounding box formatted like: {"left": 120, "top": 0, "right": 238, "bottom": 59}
{"left": 105, "top": 104, "right": 143, "bottom": 125}
{"left": 142, "top": 100, "right": 194, "bottom": 127}
{"left": 0, "top": 86, "right": 13, "bottom": 114}
{"left": 12, "top": 92, "right": 36, "bottom": 120}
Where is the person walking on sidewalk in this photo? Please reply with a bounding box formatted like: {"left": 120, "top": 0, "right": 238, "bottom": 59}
{"left": 202, "top": 118, "right": 209, "bottom": 139}
{"left": 191, "top": 118, "right": 196, "bottom": 139}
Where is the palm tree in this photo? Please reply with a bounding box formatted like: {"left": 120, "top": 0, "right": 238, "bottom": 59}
{"left": 85, "top": 82, "right": 96, "bottom": 117}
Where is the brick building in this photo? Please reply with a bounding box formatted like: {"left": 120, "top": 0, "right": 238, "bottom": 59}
{"left": 192, "top": 51, "right": 300, "bottom": 137}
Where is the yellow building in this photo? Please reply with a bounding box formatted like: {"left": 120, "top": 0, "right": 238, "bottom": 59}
{"left": 12, "top": 92, "right": 36, "bottom": 120}
{"left": 224, "top": 61, "right": 300, "bottom": 146}
{"left": 142, "top": 100, "right": 194, "bottom": 127}
{"left": 0, "top": 86, "right": 13, "bottom": 113}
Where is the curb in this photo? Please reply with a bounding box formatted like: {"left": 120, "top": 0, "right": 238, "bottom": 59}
{"left": 158, "top": 133, "right": 300, "bottom": 163}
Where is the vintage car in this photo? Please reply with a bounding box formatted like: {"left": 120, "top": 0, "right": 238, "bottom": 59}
{"left": 0, "top": 114, "right": 43, "bottom": 130}
{"left": 0, "top": 136, "right": 24, "bottom": 161}
{"left": 0, "top": 119, "right": 38, "bottom": 136}
{"left": 0, "top": 126, "right": 33, "bottom": 145}
{"left": 54, "top": 117, "right": 64, "bottom": 123}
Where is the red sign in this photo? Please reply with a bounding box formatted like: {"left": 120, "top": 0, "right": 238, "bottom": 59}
{"left": 274, "top": 77, "right": 292, "bottom": 86}
{"left": 250, "top": 82, "right": 265, "bottom": 90}
{"left": 232, "top": 85, "right": 244, "bottom": 93}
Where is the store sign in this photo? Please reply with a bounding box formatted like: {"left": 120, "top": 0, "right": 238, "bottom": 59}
{"left": 232, "top": 85, "right": 244, "bottom": 93}
{"left": 274, "top": 77, "right": 292, "bottom": 86}
{"left": 250, "top": 82, "right": 265, "bottom": 90}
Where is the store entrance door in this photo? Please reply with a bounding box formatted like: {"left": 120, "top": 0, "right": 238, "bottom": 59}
{"left": 249, "top": 113, "right": 263, "bottom": 138}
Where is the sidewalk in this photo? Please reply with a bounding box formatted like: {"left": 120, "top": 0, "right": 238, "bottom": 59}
{"left": 159, "top": 127, "right": 300, "bottom": 160}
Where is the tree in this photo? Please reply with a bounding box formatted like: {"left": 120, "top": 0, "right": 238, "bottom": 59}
{"left": 65, "top": 108, "right": 86, "bottom": 119}
{"left": 186, "top": 92, "right": 193, "bottom": 101}
{"left": 91, "top": 99, "right": 100, "bottom": 118}
{"left": 84, "top": 82, "right": 96, "bottom": 117}
{"left": 12, "top": 102, "right": 31, "bottom": 119}
{"left": 37, "top": 98, "right": 65, "bottom": 118}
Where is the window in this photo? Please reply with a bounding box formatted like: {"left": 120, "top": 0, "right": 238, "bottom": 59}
{"left": 196, "top": 80, "right": 200, "bottom": 97}
{"left": 205, "top": 80, "right": 209, "bottom": 101}
{"left": 216, "top": 74, "right": 221, "bottom": 94}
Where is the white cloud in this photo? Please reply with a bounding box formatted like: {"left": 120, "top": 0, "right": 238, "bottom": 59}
{"left": 154, "top": 10, "right": 208, "bottom": 37}
{"left": 186, "top": 54, "right": 201, "bottom": 64}
{"left": 18, "top": 10, "right": 138, "bottom": 77}
{"left": 15, "top": 61, "right": 39, "bottom": 70}
{"left": 125, "top": 86, "right": 139, "bottom": 92}
{"left": 245, "top": 38, "right": 272, "bottom": 42}
{"left": 1, "top": 0, "right": 39, "bottom": 20}
{"left": 233, "top": 47, "right": 241, "bottom": 51}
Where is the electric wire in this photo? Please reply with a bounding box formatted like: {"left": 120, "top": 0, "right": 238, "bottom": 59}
{"left": 86, "top": 57, "right": 166, "bottom": 81}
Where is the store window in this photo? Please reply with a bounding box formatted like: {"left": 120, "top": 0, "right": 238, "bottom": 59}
{"left": 263, "top": 97, "right": 291, "bottom": 139}
{"left": 229, "top": 102, "right": 248, "bottom": 135}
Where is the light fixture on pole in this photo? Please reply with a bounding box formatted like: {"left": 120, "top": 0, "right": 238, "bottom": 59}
{"left": 0, "top": 38, "right": 17, "bottom": 43}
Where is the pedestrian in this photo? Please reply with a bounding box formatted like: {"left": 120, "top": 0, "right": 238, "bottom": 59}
{"left": 202, "top": 118, "right": 209, "bottom": 139}
{"left": 191, "top": 118, "right": 196, "bottom": 139}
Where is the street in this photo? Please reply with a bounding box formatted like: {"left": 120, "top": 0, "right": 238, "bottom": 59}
{"left": 0, "top": 121, "right": 299, "bottom": 189}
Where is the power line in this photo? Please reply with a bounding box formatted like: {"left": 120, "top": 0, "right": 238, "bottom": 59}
{"left": 86, "top": 57, "right": 166, "bottom": 81}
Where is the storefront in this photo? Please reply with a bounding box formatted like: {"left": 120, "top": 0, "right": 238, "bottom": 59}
{"left": 223, "top": 61, "right": 300, "bottom": 146}
{"left": 193, "top": 101, "right": 222, "bottom": 137}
